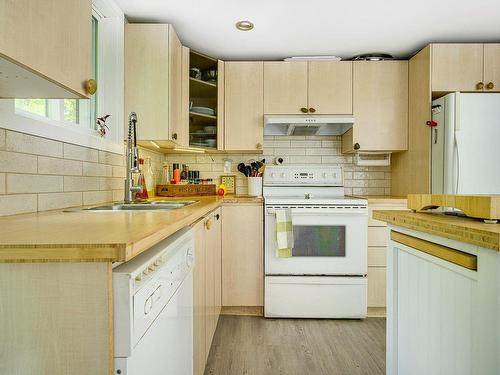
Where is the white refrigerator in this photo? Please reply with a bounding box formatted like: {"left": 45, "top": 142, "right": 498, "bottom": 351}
{"left": 431, "top": 92, "right": 500, "bottom": 195}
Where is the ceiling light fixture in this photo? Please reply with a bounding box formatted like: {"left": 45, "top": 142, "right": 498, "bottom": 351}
{"left": 235, "top": 20, "right": 254, "bottom": 31}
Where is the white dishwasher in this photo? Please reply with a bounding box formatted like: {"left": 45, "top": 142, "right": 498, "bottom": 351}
{"left": 113, "top": 228, "right": 194, "bottom": 375}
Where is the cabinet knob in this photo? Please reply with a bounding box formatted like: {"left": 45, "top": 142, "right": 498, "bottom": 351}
{"left": 205, "top": 218, "right": 212, "bottom": 230}
{"left": 172, "top": 133, "right": 178, "bottom": 140}
{"left": 256, "top": 143, "right": 262, "bottom": 150}
{"left": 215, "top": 214, "right": 220, "bottom": 221}
{"left": 309, "top": 107, "right": 316, "bottom": 113}
{"left": 486, "top": 82, "right": 495, "bottom": 90}
{"left": 300, "top": 107, "right": 308, "bottom": 113}
{"left": 476, "top": 82, "right": 485, "bottom": 90}
{"left": 85, "top": 79, "right": 97, "bottom": 95}
{"left": 354, "top": 143, "right": 360, "bottom": 150}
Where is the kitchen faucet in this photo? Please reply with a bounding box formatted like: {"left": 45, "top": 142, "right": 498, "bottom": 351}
{"left": 124, "top": 112, "right": 142, "bottom": 203}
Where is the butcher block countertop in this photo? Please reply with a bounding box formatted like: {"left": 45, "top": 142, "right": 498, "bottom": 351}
{"left": 373, "top": 210, "right": 500, "bottom": 252}
{"left": 0, "top": 195, "right": 263, "bottom": 263}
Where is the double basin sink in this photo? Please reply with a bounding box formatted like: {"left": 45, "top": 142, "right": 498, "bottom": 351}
{"left": 67, "top": 200, "right": 197, "bottom": 212}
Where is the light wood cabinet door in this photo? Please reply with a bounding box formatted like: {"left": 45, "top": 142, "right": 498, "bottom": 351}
{"left": 431, "top": 43, "right": 484, "bottom": 92}
{"left": 193, "top": 219, "right": 207, "bottom": 375}
{"left": 224, "top": 62, "right": 264, "bottom": 151}
{"left": 483, "top": 44, "right": 500, "bottom": 92}
{"left": 222, "top": 205, "right": 263, "bottom": 307}
{"left": 352, "top": 61, "right": 408, "bottom": 152}
{"left": 204, "top": 216, "right": 216, "bottom": 357}
{"left": 264, "top": 61, "right": 308, "bottom": 114}
{"left": 367, "top": 267, "right": 386, "bottom": 307}
{"left": 308, "top": 61, "right": 353, "bottom": 114}
{"left": 210, "top": 208, "right": 222, "bottom": 318}
{"left": 0, "top": 0, "right": 92, "bottom": 98}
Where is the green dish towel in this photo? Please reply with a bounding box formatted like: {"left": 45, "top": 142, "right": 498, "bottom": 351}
{"left": 276, "top": 209, "right": 294, "bottom": 258}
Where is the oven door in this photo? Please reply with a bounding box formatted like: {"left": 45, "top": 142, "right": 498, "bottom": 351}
{"left": 265, "top": 206, "right": 367, "bottom": 275}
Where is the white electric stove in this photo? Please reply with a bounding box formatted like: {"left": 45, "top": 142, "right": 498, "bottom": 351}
{"left": 263, "top": 165, "right": 368, "bottom": 319}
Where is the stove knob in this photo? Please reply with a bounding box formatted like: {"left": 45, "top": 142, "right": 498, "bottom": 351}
{"left": 135, "top": 273, "right": 143, "bottom": 282}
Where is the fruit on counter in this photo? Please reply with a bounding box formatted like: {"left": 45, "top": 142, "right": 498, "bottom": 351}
{"left": 217, "top": 183, "right": 226, "bottom": 196}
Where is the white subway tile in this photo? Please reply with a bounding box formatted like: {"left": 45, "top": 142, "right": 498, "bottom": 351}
{"left": 98, "top": 150, "right": 124, "bottom": 166}
{"left": 368, "top": 179, "right": 391, "bottom": 188}
{"left": 272, "top": 140, "right": 291, "bottom": 148}
{"left": 345, "top": 179, "right": 369, "bottom": 188}
{"left": 38, "top": 156, "right": 82, "bottom": 176}
{"left": 344, "top": 171, "right": 353, "bottom": 180}
{"left": 321, "top": 156, "right": 353, "bottom": 164}
{"left": 0, "top": 151, "right": 37, "bottom": 173}
{"left": 322, "top": 140, "right": 341, "bottom": 148}
{"left": 64, "top": 176, "right": 100, "bottom": 192}
{"left": 384, "top": 188, "right": 392, "bottom": 195}
{"left": 113, "top": 166, "right": 126, "bottom": 178}
{"left": 274, "top": 148, "right": 305, "bottom": 156}
{"left": 0, "top": 173, "right": 5, "bottom": 194}
{"left": 353, "top": 187, "right": 385, "bottom": 195}
{"left": 306, "top": 148, "right": 338, "bottom": 156}
{"left": 353, "top": 171, "right": 385, "bottom": 180}
{"left": 0, "top": 129, "right": 5, "bottom": 150}
{"left": 289, "top": 156, "right": 322, "bottom": 164}
{"left": 6, "top": 174, "right": 63, "bottom": 194}
{"left": 83, "top": 191, "right": 113, "bottom": 206}
{"left": 113, "top": 189, "right": 125, "bottom": 202}
{"left": 99, "top": 177, "right": 124, "bottom": 190}
{"left": 63, "top": 143, "right": 99, "bottom": 162}
{"left": 38, "top": 192, "right": 82, "bottom": 211}
{"left": 82, "top": 162, "right": 107, "bottom": 177}
{"left": 6, "top": 131, "right": 63, "bottom": 158}
{"left": 0, "top": 194, "right": 37, "bottom": 216}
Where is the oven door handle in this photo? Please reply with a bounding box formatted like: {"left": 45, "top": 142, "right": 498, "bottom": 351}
{"left": 266, "top": 208, "right": 367, "bottom": 215}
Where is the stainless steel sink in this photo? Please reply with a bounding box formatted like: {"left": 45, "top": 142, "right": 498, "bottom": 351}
{"left": 66, "top": 200, "right": 197, "bottom": 212}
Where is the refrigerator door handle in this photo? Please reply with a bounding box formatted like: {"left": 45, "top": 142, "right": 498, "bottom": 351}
{"left": 433, "top": 128, "right": 438, "bottom": 144}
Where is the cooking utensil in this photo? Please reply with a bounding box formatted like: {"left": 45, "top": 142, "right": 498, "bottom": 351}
{"left": 237, "top": 163, "right": 248, "bottom": 177}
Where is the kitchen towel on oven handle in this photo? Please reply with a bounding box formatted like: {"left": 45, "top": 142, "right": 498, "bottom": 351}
{"left": 275, "top": 209, "right": 294, "bottom": 258}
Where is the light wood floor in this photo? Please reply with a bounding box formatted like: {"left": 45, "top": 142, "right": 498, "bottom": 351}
{"left": 204, "top": 316, "right": 386, "bottom": 375}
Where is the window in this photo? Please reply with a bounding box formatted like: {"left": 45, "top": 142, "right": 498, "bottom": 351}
{"left": 14, "top": 16, "right": 99, "bottom": 130}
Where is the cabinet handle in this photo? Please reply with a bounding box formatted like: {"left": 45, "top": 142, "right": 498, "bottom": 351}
{"left": 354, "top": 143, "right": 360, "bottom": 150}
{"left": 205, "top": 218, "right": 212, "bottom": 230}
{"left": 486, "top": 82, "right": 495, "bottom": 90}
{"left": 476, "top": 82, "right": 484, "bottom": 90}
{"left": 85, "top": 79, "right": 97, "bottom": 95}
{"left": 309, "top": 107, "right": 316, "bottom": 113}
{"left": 172, "top": 133, "right": 178, "bottom": 140}
{"left": 256, "top": 143, "right": 262, "bottom": 150}
{"left": 300, "top": 107, "right": 308, "bottom": 113}
{"left": 215, "top": 214, "right": 220, "bottom": 221}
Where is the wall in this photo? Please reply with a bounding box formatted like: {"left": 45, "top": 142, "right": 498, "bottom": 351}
{"left": 0, "top": 128, "right": 165, "bottom": 216}
{"left": 165, "top": 135, "right": 391, "bottom": 196}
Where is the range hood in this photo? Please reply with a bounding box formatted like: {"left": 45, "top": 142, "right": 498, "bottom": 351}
{"left": 264, "top": 115, "right": 354, "bottom": 136}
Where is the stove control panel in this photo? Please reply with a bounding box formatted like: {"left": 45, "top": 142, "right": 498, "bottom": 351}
{"left": 264, "top": 165, "right": 343, "bottom": 186}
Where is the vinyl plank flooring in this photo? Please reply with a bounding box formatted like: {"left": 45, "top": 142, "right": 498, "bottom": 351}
{"left": 205, "top": 316, "right": 386, "bottom": 375}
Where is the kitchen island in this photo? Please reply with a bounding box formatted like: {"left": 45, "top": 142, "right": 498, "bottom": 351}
{"left": 374, "top": 210, "right": 500, "bottom": 375}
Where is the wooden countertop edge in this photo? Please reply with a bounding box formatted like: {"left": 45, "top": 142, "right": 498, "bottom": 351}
{"left": 0, "top": 197, "right": 263, "bottom": 263}
{"left": 373, "top": 210, "right": 500, "bottom": 252}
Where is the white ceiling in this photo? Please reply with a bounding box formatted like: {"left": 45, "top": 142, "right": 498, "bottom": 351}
{"left": 115, "top": 0, "right": 500, "bottom": 60}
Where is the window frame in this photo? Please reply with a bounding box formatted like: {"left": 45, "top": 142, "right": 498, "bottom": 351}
{"left": 1, "top": 0, "right": 124, "bottom": 154}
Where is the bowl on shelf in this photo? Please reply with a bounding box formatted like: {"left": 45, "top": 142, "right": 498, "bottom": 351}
{"left": 203, "top": 126, "right": 217, "bottom": 134}
{"left": 205, "top": 139, "right": 217, "bottom": 148}
{"left": 190, "top": 67, "right": 201, "bottom": 79}
{"left": 202, "top": 69, "right": 217, "bottom": 82}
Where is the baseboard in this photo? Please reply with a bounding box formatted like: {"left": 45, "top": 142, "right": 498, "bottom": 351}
{"left": 221, "top": 306, "right": 264, "bottom": 317}
{"left": 367, "top": 307, "right": 386, "bottom": 317}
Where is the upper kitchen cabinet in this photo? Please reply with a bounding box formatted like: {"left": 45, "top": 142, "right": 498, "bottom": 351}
{"left": 343, "top": 61, "right": 408, "bottom": 153}
{"left": 125, "top": 24, "right": 188, "bottom": 149}
{"left": 264, "top": 61, "right": 308, "bottom": 114}
{"left": 224, "top": 62, "right": 264, "bottom": 151}
{"left": 188, "top": 51, "right": 224, "bottom": 150}
{"left": 264, "top": 61, "right": 353, "bottom": 115}
{"left": 431, "top": 43, "right": 500, "bottom": 93}
{"left": 0, "top": 0, "right": 92, "bottom": 98}
{"left": 308, "top": 61, "right": 353, "bottom": 114}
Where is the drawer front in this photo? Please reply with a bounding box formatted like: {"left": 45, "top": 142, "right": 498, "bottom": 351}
{"left": 368, "top": 227, "right": 387, "bottom": 247}
{"left": 368, "top": 247, "right": 386, "bottom": 267}
{"left": 367, "top": 267, "right": 386, "bottom": 307}
{"left": 368, "top": 205, "right": 408, "bottom": 226}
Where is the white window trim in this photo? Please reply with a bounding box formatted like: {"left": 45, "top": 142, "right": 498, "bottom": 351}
{"left": 0, "top": 0, "right": 125, "bottom": 155}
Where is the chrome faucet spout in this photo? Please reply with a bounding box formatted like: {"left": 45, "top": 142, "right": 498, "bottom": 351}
{"left": 124, "top": 112, "right": 143, "bottom": 203}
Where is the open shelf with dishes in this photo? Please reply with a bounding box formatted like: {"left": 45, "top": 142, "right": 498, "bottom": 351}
{"left": 189, "top": 50, "right": 220, "bottom": 150}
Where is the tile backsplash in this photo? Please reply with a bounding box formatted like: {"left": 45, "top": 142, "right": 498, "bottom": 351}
{"left": 0, "top": 128, "right": 165, "bottom": 216}
{"left": 165, "top": 135, "right": 391, "bottom": 196}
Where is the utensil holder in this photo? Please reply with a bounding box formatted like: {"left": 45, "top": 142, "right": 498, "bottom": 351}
{"left": 247, "top": 176, "right": 263, "bottom": 197}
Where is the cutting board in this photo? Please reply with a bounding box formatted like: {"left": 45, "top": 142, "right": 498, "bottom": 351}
{"left": 408, "top": 194, "right": 500, "bottom": 223}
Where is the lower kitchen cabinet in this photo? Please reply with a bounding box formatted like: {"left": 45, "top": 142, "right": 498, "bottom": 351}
{"left": 367, "top": 199, "right": 408, "bottom": 309}
{"left": 192, "top": 208, "right": 222, "bottom": 375}
{"left": 222, "top": 204, "right": 263, "bottom": 308}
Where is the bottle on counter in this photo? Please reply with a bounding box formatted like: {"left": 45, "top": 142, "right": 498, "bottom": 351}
{"left": 136, "top": 158, "right": 148, "bottom": 199}
{"left": 144, "top": 157, "right": 155, "bottom": 197}
{"left": 172, "top": 163, "right": 181, "bottom": 184}
{"left": 160, "top": 162, "right": 170, "bottom": 185}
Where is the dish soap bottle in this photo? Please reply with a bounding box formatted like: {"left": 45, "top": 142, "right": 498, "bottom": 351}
{"left": 144, "top": 157, "right": 155, "bottom": 197}
{"left": 136, "top": 158, "right": 148, "bottom": 200}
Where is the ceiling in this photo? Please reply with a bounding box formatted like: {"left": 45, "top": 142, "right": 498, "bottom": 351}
{"left": 115, "top": 0, "right": 500, "bottom": 60}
